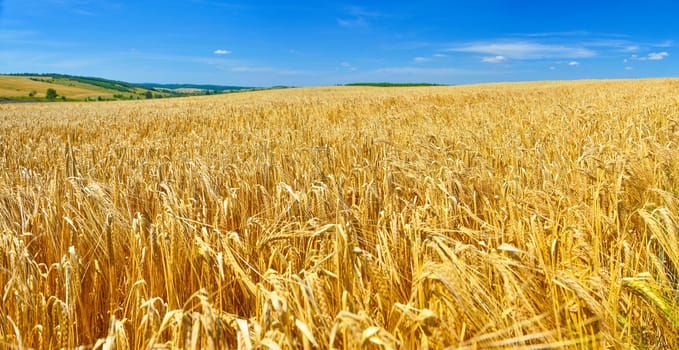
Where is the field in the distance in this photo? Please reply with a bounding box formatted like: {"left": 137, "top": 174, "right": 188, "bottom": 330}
{"left": 0, "top": 75, "right": 181, "bottom": 101}
{"left": 0, "top": 75, "right": 111, "bottom": 99}
{"left": 1, "top": 80, "right": 678, "bottom": 349}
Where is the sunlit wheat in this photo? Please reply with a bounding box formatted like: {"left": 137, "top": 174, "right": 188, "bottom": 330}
{"left": 1, "top": 79, "right": 678, "bottom": 348}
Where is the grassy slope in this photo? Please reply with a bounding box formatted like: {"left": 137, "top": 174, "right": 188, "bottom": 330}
{"left": 0, "top": 75, "right": 172, "bottom": 100}
{"left": 0, "top": 75, "right": 108, "bottom": 99}
{"left": 0, "top": 79, "right": 678, "bottom": 349}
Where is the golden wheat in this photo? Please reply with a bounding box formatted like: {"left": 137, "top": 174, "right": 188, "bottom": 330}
{"left": 1, "top": 79, "right": 678, "bottom": 348}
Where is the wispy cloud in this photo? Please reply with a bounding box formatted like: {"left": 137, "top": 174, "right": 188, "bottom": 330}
{"left": 449, "top": 41, "right": 595, "bottom": 60}
{"left": 412, "top": 53, "right": 449, "bottom": 63}
{"left": 585, "top": 38, "right": 673, "bottom": 53}
{"left": 72, "top": 8, "right": 96, "bottom": 15}
{"left": 648, "top": 51, "right": 669, "bottom": 60}
{"left": 44, "top": 0, "right": 123, "bottom": 15}
{"left": 116, "top": 50, "right": 246, "bottom": 72}
{"left": 629, "top": 51, "right": 669, "bottom": 61}
{"left": 230, "top": 65, "right": 308, "bottom": 75}
{"left": 344, "top": 5, "right": 383, "bottom": 18}
{"left": 0, "top": 29, "right": 77, "bottom": 48}
{"left": 481, "top": 55, "right": 506, "bottom": 63}
{"left": 213, "top": 49, "right": 231, "bottom": 55}
{"left": 380, "top": 41, "right": 431, "bottom": 51}
{"left": 337, "top": 5, "right": 383, "bottom": 29}
{"left": 375, "top": 67, "right": 476, "bottom": 75}
{"left": 339, "top": 62, "right": 358, "bottom": 71}
{"left": 518, "top": 30, "right": 593, "bottom": 38}
{"left": 337, "top": 17, "right": 368, "bottom": 28}
{"left": 568, "top": 61, "right": 579, "bottom": 66}
{"left": 584, "top": 39, "right": 640, "bottom": 52}
{"left": 654, "top": 40, "right": 673, "bottom": 48}
{"left": 189, "top": 0, "right": 249, "bottom": 10}
{"left": 512, "top": 33, "right": 673, "bottom": 56}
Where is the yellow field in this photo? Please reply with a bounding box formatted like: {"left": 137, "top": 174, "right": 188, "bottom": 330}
{"left": 1, "top": 80, "right": 678, "bottom": 349}
{"left": 0, "top": 75, "right": 118, "bottom": 99}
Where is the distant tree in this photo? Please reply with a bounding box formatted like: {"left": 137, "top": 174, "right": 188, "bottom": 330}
{"left": 46, "top": 88, "right": 58, "bottom": 101}
{"left": 145, "top": 91, "right": 153, "bottom": 99}
{"left": 28, "top": 90, "right": 36, "bottom": 97}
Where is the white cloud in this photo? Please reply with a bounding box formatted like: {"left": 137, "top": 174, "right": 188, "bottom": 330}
{"left": 647, "top": 51, "right": 669, "bottom": 60}
{"left": 449, "top": 41, "right": 595, "bottom": 60}
{"left": 339, "top": 62, "right": 358, "bottom": 71}
{"left": 584, "top": 39, "right": 644, "bottom": 53}
{"left": 414, "top": 54, "right": 448, "bottom": 62}
{"left": 481, "top": 55, "right": 506, "bottom": 63}
{"left": 214, "top": 49, "right": 231, "bottom": 55}
{"left": 337, "top": 6, "right": 383, "bottom": 29}
{"left": 625, "top": 66, "right": 633, "bottom": 70}
{"left": 375, "top": 67, "right": 472, "bottom": 75}
{"left": 630, "top": 51, "right": 669, "bottom": 61}
{"left": 337, "top": 18, "right": 367, "bottom": 28}
{"left": 568, "top": 61, "right": 579, "bottom": 66}
{"left": 344, "top": 6, "right": 383, "bottom": 18}
{"left": 521, "top": 30, "right": 591, "bottom": 38}
{"left": 231, "top": 66, "right": 305, "bottom": 75}
{"left": 73, "top": 8, "right": 96, "bottom": 16}
{"left": 654, "top": 40, "right": 673, "bottom": 48}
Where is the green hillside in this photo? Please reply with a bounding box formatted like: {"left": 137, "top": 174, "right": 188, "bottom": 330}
{"left": 0, "top": 74, "right": 254, "bottom": 102}
{"left": 0, "top": 74, "right": 189, "bottom": 101}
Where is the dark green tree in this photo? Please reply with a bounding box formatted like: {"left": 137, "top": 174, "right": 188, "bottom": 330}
{"left": 46, "top": 88, "right": 58, "bottom": 101}
{"left": 145, "top": 91, "right": 153, "bottom": 99}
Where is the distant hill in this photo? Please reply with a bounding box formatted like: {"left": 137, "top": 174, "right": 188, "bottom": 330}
{"left": 1, "top": 74, "right": 175, "bottom": 101}
{"left": 137, "top": 83, "right": 252, "bottom": 93}
{"left": 0, "top": 73, "right": 252, "bottom": 102}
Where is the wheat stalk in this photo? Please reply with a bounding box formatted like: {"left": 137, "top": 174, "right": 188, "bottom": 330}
{"left": 1, "top": 80, "right": 679, "bottom": 348}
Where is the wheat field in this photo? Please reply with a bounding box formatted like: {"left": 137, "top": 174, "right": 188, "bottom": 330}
{"left": 1, "top": 79, "right": 678, "bottom": 349}
{"left": 0, "top": 76, "right": 112, "bottom": 99}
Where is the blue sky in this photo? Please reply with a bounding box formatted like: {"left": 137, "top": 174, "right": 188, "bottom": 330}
{"left": 0, "top": 0, "right": 677, "bottom": 86}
